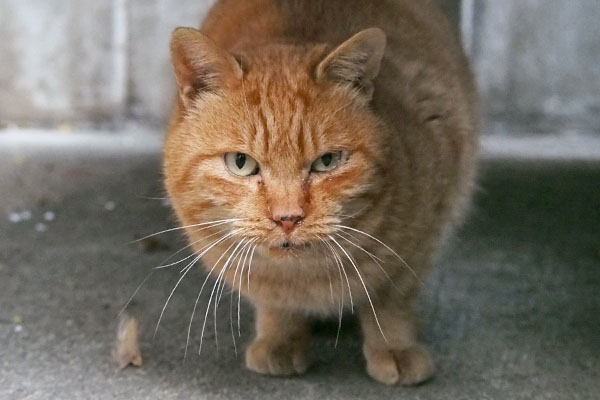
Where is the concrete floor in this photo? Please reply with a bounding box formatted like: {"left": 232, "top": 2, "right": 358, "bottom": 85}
{"left": 0, "top": 133, "right": 599, "bottom": 399}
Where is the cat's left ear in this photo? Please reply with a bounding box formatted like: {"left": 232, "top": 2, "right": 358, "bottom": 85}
{"left": 315, "top": 28, "right": 386, "bottom": 100}
{"left": 170, "top": 27, "right": 243, "bottom": 109}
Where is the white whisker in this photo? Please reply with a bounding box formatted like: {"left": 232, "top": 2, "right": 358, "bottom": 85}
{"left": 212, "top": 238, "right": 248, "bottom": 351}
{"left": 228, "top": 239, "right": 255, "bottom": 355}
{"left": 246, "top": 241, "right": 259, "bottom": 294}
{"left": 199, "top": 236, "right": 247, "bottom": 355}
{"left": 238, "top": 241, "right": 256, "bottom": 336}
{"left": 321, "top": 237, "right": 354, "bottom": 312}
{"left": 335, "top": 233, "right": 404, "bottom": 295}
{"left": 131, "top": 218, "right": 245, "bottom": 244}
{"left": 334, "top": 224, "right": 420, "bottom": 282}
{"left": 155, "top": 227, "right": 230, "bottom": 270}
{"left": 118, "top": 270, "right": 155, "bottom": 317}
{"left": 328, "top": 235, "right": 388, "bottom": 343}
{"left": 317, "top": 236, "right": 345, "bottom": 347}
{"left": 155, "top": 229, "right": 243, "bottom": 340}
{"left": 186, "top": 240, "right": 238, "bottom": 359}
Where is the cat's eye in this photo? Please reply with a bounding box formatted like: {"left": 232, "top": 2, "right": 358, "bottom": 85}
{"left": 224, "top": 152, "right": 259, "bottom": 177}
{"left": 310, "top": 151, "right": 343, "bottom": 173}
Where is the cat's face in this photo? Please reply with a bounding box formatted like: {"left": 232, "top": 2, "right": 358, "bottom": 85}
{"left": 164, "top": 28, "right": 387, "bottom": 260}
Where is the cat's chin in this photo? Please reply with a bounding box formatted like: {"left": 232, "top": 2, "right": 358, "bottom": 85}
{"left": 266, "top": 241, "right": 311, "bottom": 259}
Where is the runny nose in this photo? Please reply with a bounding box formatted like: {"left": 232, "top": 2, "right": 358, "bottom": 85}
{"left": 273, "top": 214, "right": 303, "bottom": 233}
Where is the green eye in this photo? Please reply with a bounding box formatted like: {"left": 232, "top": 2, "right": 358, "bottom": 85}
{"left": 224, "top": 153, "right": 259, "bottom": 177}
{"left": 311, "top": 151, "right": 343, "bottom": 173}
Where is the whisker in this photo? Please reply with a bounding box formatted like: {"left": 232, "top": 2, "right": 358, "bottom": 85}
{"left": 155, "top": 229, "right": 243, "bottom": 340}
{"left": 131, "top": 218, "right": 245, "bottom": 244}
{"left": 317, "top": 238, "right": 344, "bottom": 348}
{"left": 228, "top": 239, "right": 255, "bottom": 355}
{"left": 119, "top": 227, "right": 231, "bottom": 318}
{"left": 337, "top": 204, "right": 369, "bottom": 221}
{"left": 118, "top": 270, "right": 155, "bottom": 317}
{"left": 212, "top": 238, "right": 248, "bottom": 351}
{"left": 246, "top": 241, "right": 259, "bottom": 294}
{"left": 335, "top": 233, "right": 404, "bottom": 295}
{"left": 328, "top": 235, "right": 388, "bottom": 343}
{"left": 317, "top": 236, "right": 349, "bottom": 349}
{"left": 238, "top": 240, "right": 256, "bottom": 336}
{"left": 177, "top": 229, "right": 238, "bottom": 274}
{"left": 185, "top": 240, "right": 238, "bottom": 359}
{"left": 336, "top": 231, "right": 385, "bottom": 263}
{"left": 320, "top": 236, "right": 354, "bottom": 312}
{"left": 155, "top": 227, "right": 231, "bottom": 270}
{"left": 199, "top": 237, "right": 247, "bottom": 355}
{"left": 334, "top": 224, "right": 421, "bottom": 282}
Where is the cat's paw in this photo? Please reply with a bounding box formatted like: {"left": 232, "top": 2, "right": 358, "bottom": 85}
{"left": 245, "top": 338, "right": 310, "bottom": 376}
{"left": 363, "top": 344, "right": 435, "bottom": 385}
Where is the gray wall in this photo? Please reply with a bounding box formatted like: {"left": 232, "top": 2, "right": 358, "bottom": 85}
{"left": 1, "top": 0, "right": 598, "bottom": 133}
{"left": 0, "top": 0, "right": 216, "bottom": 128}
{"left": 468, "top": 0, "right": 600, "bottom": 132}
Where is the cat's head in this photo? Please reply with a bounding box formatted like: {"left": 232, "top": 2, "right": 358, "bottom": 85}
{"left": 164, "top": 27, "right": 388, "bottom": 259}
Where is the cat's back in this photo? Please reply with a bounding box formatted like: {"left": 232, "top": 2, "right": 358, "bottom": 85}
{"left": 201, "top": 0, "right": 465, "bottom": 70}
{"left": 201, "top": 0, "right": 476, "bottom": 128}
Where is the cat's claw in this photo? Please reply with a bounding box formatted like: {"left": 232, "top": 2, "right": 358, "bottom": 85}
{"left": 245, "top": 338, "right": 310, "bottom": 376}
{"left": 363, "top": 344, "right": 435, "bottom": 385}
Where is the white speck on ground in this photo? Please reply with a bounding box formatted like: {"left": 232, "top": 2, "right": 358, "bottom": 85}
{"left": 104, "top": 201, "right": 116, "bottom": 211}
{"left": 43, "top": 211, "right": 56, "bottom": 221}
{"left": 20, "top": 210, "right": 32, "bottom": 221}
{"left": 8, "top": 213, "right": 21, "bottom": 223}
{"left": 14, "top": 325, "right": 23, "bottom": 333}
{"left": 35, "top": 222, "right": 48, "bottom": 232}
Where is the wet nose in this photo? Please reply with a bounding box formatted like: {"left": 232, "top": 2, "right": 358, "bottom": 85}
{"left": 273, "top": 214, "right": 304, "bottom": 233}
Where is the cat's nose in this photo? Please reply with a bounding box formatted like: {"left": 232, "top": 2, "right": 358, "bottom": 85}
{"left": 273, "top": 214, "right": 304, "bottom": 233}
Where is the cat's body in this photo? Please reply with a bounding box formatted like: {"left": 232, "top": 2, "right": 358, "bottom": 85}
{"left": 164, "top": 0, "right": 478, "bottom": 385}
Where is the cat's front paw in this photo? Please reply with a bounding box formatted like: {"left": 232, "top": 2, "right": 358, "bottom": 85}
{"left": 245, "top": 337, "right": 310, "bottom": 376}
{"left": 363, "top": 344, "right": 435, "bottom": 385}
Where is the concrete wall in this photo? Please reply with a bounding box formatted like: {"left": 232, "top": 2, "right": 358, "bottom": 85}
{"left": 1, "top": 0, "right": 598, "bottom": 133}
{"left": 0, "top": 0, "right": 127, "bottom": 127}
{"left": 467, "top": 0, "right": 600, "bottom": 132}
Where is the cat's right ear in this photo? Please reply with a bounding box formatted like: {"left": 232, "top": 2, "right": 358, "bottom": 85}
{"left": 170, "top": 27, "right": 243, "bottom": 109}
{"left": 315, "top": 28, "right": 386, "bottom": 100}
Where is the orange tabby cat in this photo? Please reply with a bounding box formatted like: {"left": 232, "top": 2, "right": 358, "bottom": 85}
{"left": 163, "top": 0, "right": 478, "bottom": 385}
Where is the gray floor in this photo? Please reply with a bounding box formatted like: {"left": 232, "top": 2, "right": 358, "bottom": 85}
{"left": 1, "top": 137, "right": 599, "bottom": 400}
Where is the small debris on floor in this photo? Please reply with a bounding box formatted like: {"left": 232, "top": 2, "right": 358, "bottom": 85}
{"left": 113, "top": 313, "right": 143, "bottom": 370}
{"left": 35, "top": 222, "right": 48, "bottom": 233}
{"left": 43, "top": 211, "right": 56, "bottom": 221}
{"left": 104, "top": 201, "right": 116, "bottom": 211}
{"left": 8, "top": 210, "right": 32, "bottom": 223}
{"left": 11, "top": 316, "right": 24, "bottom": 333}
{"left": 134, "top": 235, "right": 169, "bottom": 253}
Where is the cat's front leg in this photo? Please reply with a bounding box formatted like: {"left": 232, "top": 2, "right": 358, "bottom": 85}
{"left": 359, "top": 298, "right": 435, "bottom": 385}
{"left": 245, "top": 305, "right": 311, "bottom": 376}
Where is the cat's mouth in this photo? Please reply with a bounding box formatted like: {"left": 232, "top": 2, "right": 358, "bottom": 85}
{"left": 267, "top": 240, "right": 311, "bottom": 257}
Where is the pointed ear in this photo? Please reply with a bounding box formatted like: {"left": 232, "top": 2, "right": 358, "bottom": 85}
{"left": 170, "top": 27, "right": 243, "bottom": 109}
{"left": 315, "top": 28, "right": 386, "bottom": 99}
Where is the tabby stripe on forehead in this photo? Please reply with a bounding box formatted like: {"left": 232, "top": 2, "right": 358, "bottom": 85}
{"left": 292, "top": 99, "right": 305, "bottom": 156}
{"left": 257, "top": 107, "right": 270, "bottom": 154}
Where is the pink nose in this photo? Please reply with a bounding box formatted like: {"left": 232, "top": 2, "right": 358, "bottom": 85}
{"left": 273, "top": 214, "right": 303, "bottom": 233}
